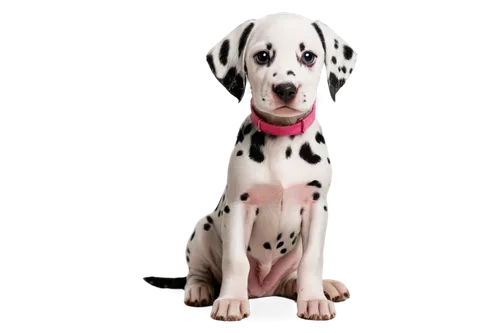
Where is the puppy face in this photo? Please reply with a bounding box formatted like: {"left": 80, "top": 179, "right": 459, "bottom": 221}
{"left": 206, "top": 13, "right": 357, "bottom": 118}
{"left": 245, "top": 14, "right": 323, "bottom": 118}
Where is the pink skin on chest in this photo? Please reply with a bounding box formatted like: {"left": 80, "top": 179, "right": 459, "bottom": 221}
{"left": 243, "top": 183, "right": 317, "bottom": 297}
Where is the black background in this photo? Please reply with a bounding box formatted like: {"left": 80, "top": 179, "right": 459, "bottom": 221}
{"left": 128, "top": 2, "right": 383, "bottom": 328}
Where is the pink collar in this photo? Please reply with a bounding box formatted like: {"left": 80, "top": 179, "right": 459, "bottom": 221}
{"left": 250, "top": 101, "right": 316, "bottom": 136}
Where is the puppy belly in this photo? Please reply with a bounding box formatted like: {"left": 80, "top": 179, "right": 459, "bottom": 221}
{"left": 247, "top": 245, "right": 301, "bottom": 297}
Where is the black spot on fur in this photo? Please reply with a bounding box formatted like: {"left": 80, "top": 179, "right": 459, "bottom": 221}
{"left": 287, "top": 70, "right": 296, "bottom": 76}
{"left": 236, "top": 150, "right": 243, "bottom": 156}
{"left": 312, "top": 23, "right": 326, "bottom": 53}
{"left": 219, "top": 39, "right": 230, "bottom": 66}
{"left": 327, "top": 157, "right": 331, "bottom": 164}
{"left": 350, "top": 68, "right": 353, "bottom": 74}
{"left": 263, "top": 242, "right": 271, "bottom": 250}
{"left": 186, "top": 256, "right": 190, "bottom": 262}
{"left": 224, "top": 205, "right": 230, "bottom": 213}
{"left": 256, "top": 208, "right": 259, "bottom": 215}
{"left": 247, "top": 246, "right": 251, "bottom": 252}
{"left": 292, "top": 236, "right": 297, "bottom": 245}
{"left": 235, "top": 128, "right": 244, "bottom": 145}
{"left": 307, "top": 180, "right": 322, "bottom": 188}
{"left": 190, "top": 230, "right": 195, "bottom": 241}
{"left": 286, "top": 146, "right": 292, "bottom": 159}
{"left": 334, "top": 39, "right": 339, "bottom": 49}
{"left": 324, "top": 206, "right": 328, "bottom": 211}
{"left": 249, "top": 131, "right": 266, "bottom": 163}
{"left": 299, "top": 42, "right": 305, "bottom": 51}
{"left": 331, "top": 56, "right": 337, "bottom": 65}
{"left": 187, "top": 248, "right": 190, "bottom": 254}
{"left": 299, "top": 142, "right": 321, "bottom": 164}
{"left": 290, "top": 135, "right": 295, "bottom": 140}
{"left": 315, "top": 132, "right": 325, "bottom": 144}
{"left": 273, "top": 72, "right": 277, "bottom": 77}
{"left": 222, "top": 67, "right": 236, "bottom": 91}
{"left": 240, "top": 192, "right": 249, "bottom": 201}
{"left": 277, "top": 241, "right": 284, "bottom": 249}
{"left": 290, "top": 232, "right": 295, "bottom": 239}
{"left": 300, "top": 208, "right": 304, "bottom": 215}
{"left": 342, "top": 66, "right": 347, "bottom": 73}
{"left": 218, "top": 211, "right": 222, "bottom": 217}
{"left": 243, "top": 123, "right": 253, "bottom": 135}
{"left": 328, "top": 72, "right": 345, "bottom": 102}
{"left": 203, "top": 223, "right": 211, "bottom": 231}
{"left": 277, "top": 233, "right": 282, "bottom": 241}
{"left": 207, "top": 216, "right": 213, "bottom": 224}
{"left": 266, "top": 43, "right": 272, "bottom": 50}
{"left": 313, "top": 192, "right": 320, "bottom": 200}
{"left": 280, "top": 248, "right": 287, "bottom": 254}
{"left": 206, "top": 54, "right": 216, "bottom": 74}
{"left": 238, "top": 23, "right": 255, "bottom": 57}
{"left": 343, "top": 45, "right": 354, "bottom": 60}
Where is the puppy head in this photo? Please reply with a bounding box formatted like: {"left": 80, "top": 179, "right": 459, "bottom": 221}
{"left": 206, "top": 13, "right": 357, "bottom": 118}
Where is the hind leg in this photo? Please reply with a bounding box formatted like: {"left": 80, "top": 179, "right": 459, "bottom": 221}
{"left": 184, "top": 215, "right": 222, "bottom": 307}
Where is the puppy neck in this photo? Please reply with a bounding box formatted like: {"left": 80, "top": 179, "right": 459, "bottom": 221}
{"left": 250, "top": 100, "right": 316, "bottom": 136}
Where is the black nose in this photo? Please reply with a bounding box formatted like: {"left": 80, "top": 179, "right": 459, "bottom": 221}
{"left": 273, "top": 83, "right": 297, "bottom": 103}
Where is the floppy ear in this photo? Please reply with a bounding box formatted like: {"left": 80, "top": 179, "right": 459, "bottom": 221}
{"left": 206, "top": 20, "right": 256, "bottom": 102}
{"left": 312, "top": 20, "right": 357, "bottom": 102}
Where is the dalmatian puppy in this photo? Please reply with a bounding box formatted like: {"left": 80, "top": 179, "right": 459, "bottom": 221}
{"left": 145, "top": 12, "right": 357, "bottom": 321}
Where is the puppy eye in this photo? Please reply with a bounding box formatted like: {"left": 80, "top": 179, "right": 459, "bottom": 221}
{"left": 254, "top": 51, "right": 269, "bottom": 65}
{"left": 301, "top": 51, "right": 317, "bottom": 67}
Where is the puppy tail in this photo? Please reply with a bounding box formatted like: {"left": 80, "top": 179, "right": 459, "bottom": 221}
{"left": 143, "top": 276, "right": 187, "bottom": 289}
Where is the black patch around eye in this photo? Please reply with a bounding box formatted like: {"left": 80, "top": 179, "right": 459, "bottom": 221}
{"left": 203, "top": 223, "right": 211, "bottom": 231}
{"left": 307, "top": 180, "right": 322, "bottom": 188}
{"left": 311, "top": 23, "right": 326, "bottom": 53}
{"left": 207, "top": 216, "right": 214, "bottom": 224}
{"left": 299, "top": 42, "right": 305, "bottom": 51}
{"left": 266, "top": 43, "right": 272, "bottom": 50}
{"left": 331, "top": 56, "right": 337, "bottom": 65}
{"left": 287, "top": 70, "right": 296, "bottom": 76}
{"left": 328, "top": 72, "right": 345, "bottom": 102}
{"left": 299, "top": 142, "right": 322, "bottom": 164}
{"left": 236, "top": 150, "right": 243, "bottom": 156}
{"left": 239, "top": 22, "right": 255, "bottom": 57}
{"left": 286, "top": 146, "right": 292, "bottom": 159}
{"left": 240, "top": 192, "right": 249, "bottom": 201}
{"left": 315, "top": 132, "right": 325, "bottom": 144}
{"left": 224, "top": 205, "right": 230, "bottom": 213}
{"left": 343, "top": 45, "right": 354, "bottom": 60}
{"left": 219, "top": 39, "right": 230, "bottom": 66}
{"left": 221, "top": 67, "right": 245, "bottom": 101}
{"left": 312, "top": 192, "right": 320, "bottom": 200}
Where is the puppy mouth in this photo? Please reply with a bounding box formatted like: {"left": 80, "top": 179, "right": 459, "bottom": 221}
{"left": 271, "top": 105, "right": 304, "bottom": 117}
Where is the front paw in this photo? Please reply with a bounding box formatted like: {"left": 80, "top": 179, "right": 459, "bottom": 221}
{"left": 323, "top": 279, "right": 350, "bottom": 302}
{"left": 210, "top": 298, "right": 250, "bottom": 321}
{"left": 297, "top": 299, "right": 336, "bottom": 320}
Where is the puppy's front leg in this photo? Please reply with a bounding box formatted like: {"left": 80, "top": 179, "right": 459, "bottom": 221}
{"left": 297, "top": 199, "right": 336, "bottom": 320}
{"left": 211, "top": 202, "right": 252, "bottom": 321}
